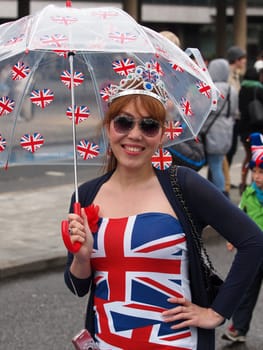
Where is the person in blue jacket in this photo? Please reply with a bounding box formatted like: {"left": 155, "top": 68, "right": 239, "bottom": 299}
{"left": 64, "top": 64, "right": 263, "bottom": 350}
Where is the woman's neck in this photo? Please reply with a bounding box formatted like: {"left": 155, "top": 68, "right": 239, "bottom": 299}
{"left": 111, "top": 164, "right": 156, "bottom": 189}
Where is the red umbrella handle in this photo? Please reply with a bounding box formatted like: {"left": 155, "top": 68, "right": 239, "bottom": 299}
{"left": 61, "top": 202, "right": 82, "bottom": 253}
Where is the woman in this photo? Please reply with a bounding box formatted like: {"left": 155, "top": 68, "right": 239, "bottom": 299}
{"left": 238, "top": 66, "right": 263, "bottom": 194}
{"left": 64, "top": 65, "right": 263, "bottom": 349}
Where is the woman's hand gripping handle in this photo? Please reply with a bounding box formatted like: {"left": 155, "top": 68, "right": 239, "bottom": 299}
{"left": 61, "top": 202, "right": 82, "bottom": 253}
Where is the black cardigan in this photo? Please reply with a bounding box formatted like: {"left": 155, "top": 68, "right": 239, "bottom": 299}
{"left": 65, "top": 166, "right": 263, "bottom": 349}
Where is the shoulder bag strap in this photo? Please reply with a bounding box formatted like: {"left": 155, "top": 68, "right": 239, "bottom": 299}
{"left": 169, "top": 165, "right": 217, "bottom": 286}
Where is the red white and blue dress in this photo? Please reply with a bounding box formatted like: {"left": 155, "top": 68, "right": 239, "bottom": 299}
{"left": 91, "top": 212, "right": 197, "bottom": 349}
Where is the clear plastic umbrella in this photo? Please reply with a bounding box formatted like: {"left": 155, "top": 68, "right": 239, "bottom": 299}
{"left": 0, "top": 1, "right": 220, "bottom": 252}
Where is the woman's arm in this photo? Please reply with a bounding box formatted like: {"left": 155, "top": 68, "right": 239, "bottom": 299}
{"left": 181, "top": 167, "right": 263, "bottom": 319}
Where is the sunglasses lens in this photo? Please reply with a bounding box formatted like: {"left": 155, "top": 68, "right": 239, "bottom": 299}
{"left": 113, "top": 115, "right": 134, "bottom": 134}
{"left": 113, "top": 115, "right": 160, "bottom": 137}
{"left": 140, "top": 118, "right": 160, "bottom": 137}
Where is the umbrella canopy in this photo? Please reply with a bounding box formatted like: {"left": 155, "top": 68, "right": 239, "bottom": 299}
{"left": 0, "top": 4, "right": 220, "bottom": 171}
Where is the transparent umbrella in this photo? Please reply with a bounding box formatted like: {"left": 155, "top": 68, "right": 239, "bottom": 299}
{"left": 0, "top": 1, "right": 220, "bottom": 252}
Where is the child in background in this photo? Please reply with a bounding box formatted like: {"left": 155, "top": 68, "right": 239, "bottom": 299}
{"left": 223, "top": 132, "right": 263, "bottom": 343}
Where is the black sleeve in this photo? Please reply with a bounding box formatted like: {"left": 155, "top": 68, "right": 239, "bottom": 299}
{"left": 179, "top": 167, "right": 263, "bottom": 318}
{"left": 64, "top": 256, "right": 93, "bottom": 297}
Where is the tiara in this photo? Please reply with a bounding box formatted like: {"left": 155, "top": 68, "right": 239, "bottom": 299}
{"left": 101, "top": 61, "right": 169, "bottom": 106}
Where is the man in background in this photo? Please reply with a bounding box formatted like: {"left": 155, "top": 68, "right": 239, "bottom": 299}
{"left": 224, "top": 46, "right": 247, "bottom": 195}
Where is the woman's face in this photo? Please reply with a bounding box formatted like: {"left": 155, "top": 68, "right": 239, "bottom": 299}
{"left": 107, "top": 98, "right": 165, "bottom": 170}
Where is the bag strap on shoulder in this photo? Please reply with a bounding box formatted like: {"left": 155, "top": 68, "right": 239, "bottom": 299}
{"left": 169, "top": 165, "right": 218, "bottom": 286}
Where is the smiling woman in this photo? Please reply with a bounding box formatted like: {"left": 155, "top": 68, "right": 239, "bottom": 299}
{"left": 63, "top": 61, "right": 263, "bottom": 350}
{"left": 104, "top": 92, "right": 166, "bottom": 171}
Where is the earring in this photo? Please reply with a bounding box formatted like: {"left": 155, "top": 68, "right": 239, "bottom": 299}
{"left": 107, "top": 144, "right": 112, "bottom": 156}
{"left": 151, "top": 146, "right": 172, "bottom": 170}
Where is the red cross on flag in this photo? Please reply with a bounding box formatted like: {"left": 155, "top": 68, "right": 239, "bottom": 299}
{"left": 30, "top": 89, "right": 54, "bottom": 108}
{"left": 112, "top": 58, "right": 135, "bottom": 76}
{"left": 165, "top": 121, "right": 183, "bottom": 140}
{"left": 77, "top": 140, "right": 100, "bottom": 160}
{"left": 40, "top": 34, "right": 68, "bottom": 48}
{"left": 151, "top": 148, "right": 172, "bottom": 170}
{"left": 196, "top": 80, "right": 211, "bottom": 99}
{"left": 66, "top": 105, "right": 90, "bottom": 124}
{"left": 108, "top": 32, "right": 137, "bottom": 44}
{"left": 0, "top": 134, "right": 6, "bottom": 152}
{"left": 0, "top": 96, "right": 15, "bottom": 116}
{"left": 51, "top": 16, "right": 78, "bottom": 26}
{"left": 20, "top": 133, "right": 45, "bottom": 152}
{"left": 60, "top": 70, "right": 84, "bottom": 89}
{"left": 180, "top": 97, "right": 194, "bottom": 116}
{"left": 11, "top": 62, "right": 30, "bottom": 80}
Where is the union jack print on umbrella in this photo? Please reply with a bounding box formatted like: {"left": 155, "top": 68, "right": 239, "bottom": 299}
{"left": 108, "top": 32, "right": 137, "bottom": 44}
{"left": 51, "top": 15, "right": 78, "bottom": 26}
{"left": 180, "top": 97, "right": 194, "bottom": 117}
{"left": 151, "top": 148, "right": 172, "bottom": 170}
{"left": 40, "top": 34, "right": 68, "bottom": 48}
{"left": 196, "top": 80, "right": 212, "bottom": 99}
{"left": 11, "top": 61, "right": 30, "bottom": 80}
{"left": 60, "top": 70, "right": 84, "bottom": 89}
{"left": 169, "top": 60, "right": 184, "bottom": 72}
{"left": 30, "top": 89, "right": 54, "bottom": 108}
{"left": 20, "top": 133, "right": 45, "bottom": 153}
{"left": 66, "top": 105, "right": 90, "bottom": 124}
{"left": 150, "top": 59, "right": 164, "bottom": 76}
{"left": 165, "top": 121, "right": 183, "bottom": 140}
{"left": 112, "top": 58, "right": 135, "bottom": 76}
{"left": 0, "top": 96, "right": 15, "bottom": 116}
{"left": 100, "top": 85, "right": 112, "bottom": 102}
{"left": 0, "top": 135, "right": 6, "bottom": 152}
{"left": 77, "top": 140, "right": 100, "bottom": 160}
{"left": 5, "top": 34, "right": 24, "bottom": 46}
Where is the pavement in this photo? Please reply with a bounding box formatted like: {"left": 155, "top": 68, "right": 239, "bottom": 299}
{"left": 0, "top": 163, "right": 241, "bottom": 280}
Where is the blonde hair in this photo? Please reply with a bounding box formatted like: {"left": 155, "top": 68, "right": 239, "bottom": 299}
{"left": 159, "top": 31, "right": 181, "bottom": 47}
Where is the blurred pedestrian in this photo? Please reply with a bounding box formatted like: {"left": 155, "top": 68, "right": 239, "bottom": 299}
{"left": 225, "top": 46, "right": 247, "bottom": 191}
{"left": 159, "top": 30, "right": 181, "bottom": 47}
{"left": 202, "top": 58, "right": 238, "bottom": 194}
{"left": 238, "top": 67, "right": 263, "bottom": 194}
{"left": 223, "top": 132, "right": 263, "bottom": 343}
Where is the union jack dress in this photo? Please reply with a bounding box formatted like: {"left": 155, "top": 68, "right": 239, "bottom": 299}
{"left": 90, "top": 212, "right": 197, "bottom": 349}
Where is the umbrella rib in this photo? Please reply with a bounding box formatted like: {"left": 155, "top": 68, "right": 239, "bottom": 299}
{"left": 68, "top": 53, "right": 79, "bottom": 202}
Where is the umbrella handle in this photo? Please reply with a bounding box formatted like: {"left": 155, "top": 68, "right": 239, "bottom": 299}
{"left": 61, "top": 202, "right": 82, "bottom": 253}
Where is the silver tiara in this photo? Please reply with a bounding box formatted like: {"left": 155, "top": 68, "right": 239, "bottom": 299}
{"left": 104, "top": 61, "right": 169, "bottom": 106}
